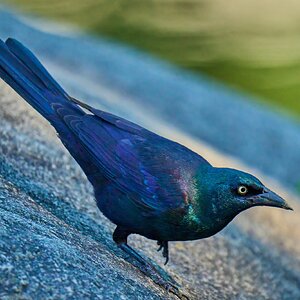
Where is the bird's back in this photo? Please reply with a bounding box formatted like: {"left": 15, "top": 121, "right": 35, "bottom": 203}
{"left": 66, "top": 103, "right": 211, "bottom": 234}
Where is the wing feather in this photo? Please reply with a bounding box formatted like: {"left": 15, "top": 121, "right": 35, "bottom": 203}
{"left": 59, "top": 104, "right": 210, "bottom": 215}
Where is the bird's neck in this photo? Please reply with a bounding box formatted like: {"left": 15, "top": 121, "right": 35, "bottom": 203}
{"left": 183, "top": 202, "right": 237, "bottom": 239}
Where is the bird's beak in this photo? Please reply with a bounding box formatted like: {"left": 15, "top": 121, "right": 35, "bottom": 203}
{"left": 252, "top": 188, "right": 293, "bottom": 211}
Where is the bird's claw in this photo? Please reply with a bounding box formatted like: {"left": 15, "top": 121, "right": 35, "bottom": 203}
{"left": 119, "top": 242, "right": 189, "bottom": 299}
{"left": 157, "top": 241, "right": 169, "bottom": 265}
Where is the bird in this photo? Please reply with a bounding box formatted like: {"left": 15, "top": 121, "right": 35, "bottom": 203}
{"left": 0, "top": 38, "right": 293, "bottom": 296}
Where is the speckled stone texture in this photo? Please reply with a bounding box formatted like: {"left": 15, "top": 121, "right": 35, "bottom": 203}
{"left": 0, "top": 8, "right": 300, "bottom": 300}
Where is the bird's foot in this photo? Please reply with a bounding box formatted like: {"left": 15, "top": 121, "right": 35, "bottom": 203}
{"left": 118, "top": 243, "right": 188, "bottom": 299}
{"left": 157, "top": 240, "right": 169, "bottom": 265}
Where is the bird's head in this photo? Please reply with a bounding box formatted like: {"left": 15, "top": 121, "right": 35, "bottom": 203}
{"left": 197, "top": 167, "right": 293, "bottom": 223}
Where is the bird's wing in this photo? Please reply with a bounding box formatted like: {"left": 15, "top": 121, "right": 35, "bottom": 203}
{"left": 57, "top": 102, "right": 209, "bottom": 216}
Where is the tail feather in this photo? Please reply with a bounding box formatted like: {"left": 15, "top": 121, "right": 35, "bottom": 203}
{"left": 0, "top": 38, "right": 86, "bottom": 123}
{"left": 5, "top": 38, "right": 66, "bottom": 96}
{"left": 0, "top": 38, "right": 103, "bottom": 183}
{"left": 0, "top": 39, "right": 58, "bottom": 118}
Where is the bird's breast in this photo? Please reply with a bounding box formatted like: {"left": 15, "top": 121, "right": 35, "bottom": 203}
{"left": 149, "top": 204, "right": 214, "bottom": 241}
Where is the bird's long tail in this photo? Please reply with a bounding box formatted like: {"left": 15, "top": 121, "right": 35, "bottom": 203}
{"left": 0, "top": 38, "right": 105, "bottom": 183}
{"left": 0, "top": 38, "right": 82, "bottom": 124}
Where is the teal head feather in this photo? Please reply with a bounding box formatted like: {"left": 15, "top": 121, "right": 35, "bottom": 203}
{"left": 190, "top": 167, "right": 292, "bottom": 238}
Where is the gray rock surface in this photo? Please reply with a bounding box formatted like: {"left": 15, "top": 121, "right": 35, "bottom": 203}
{"left": 0, "top": 8, "right": 300, "bottom": 300}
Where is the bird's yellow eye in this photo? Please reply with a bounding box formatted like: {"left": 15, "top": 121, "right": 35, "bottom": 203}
{"left": 238, "top": 185, "right": 248, "bottom": 195}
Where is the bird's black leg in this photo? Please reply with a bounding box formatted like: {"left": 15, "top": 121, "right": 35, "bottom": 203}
{"left": 157, "top": 241, "right": 169, "bottom": 265}
{"left": 113, "top": 226, "right": 161, "bottom": 270}
{"left": 113, "top": 226, "right": 187, "bottom": 299}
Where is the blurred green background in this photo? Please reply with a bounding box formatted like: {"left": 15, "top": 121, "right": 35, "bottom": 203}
{"left": 2, "top": 0, "right": 300, "bottom": 118}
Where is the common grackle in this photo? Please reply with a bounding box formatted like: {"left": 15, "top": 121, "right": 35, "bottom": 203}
{"left": 0, "top": 38, "right": 293, "bottom": 297}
